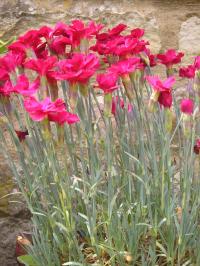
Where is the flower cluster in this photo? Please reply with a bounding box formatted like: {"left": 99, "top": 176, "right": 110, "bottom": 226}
{"left": 0, "top": 19, "right": 199, "bottom": 146}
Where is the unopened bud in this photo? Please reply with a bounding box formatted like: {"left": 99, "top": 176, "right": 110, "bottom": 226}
{"left": 166, "top": 66, "right": 174, "bottom": 77}
{"left": 104, "top": 93, "right": 112, "bottom": 117}
{"left": 122, "top": 74, "right": 135, "bottom": 101}
{"left": 69, "top": 83, "right": 78, "bottom": 111}
{"left": 79, "top": 84, "right": 88, "bottom": 97}
{"left": 165, "top": 108, "right": 173, "bottom": 133}
{"left": 148, "top": 91, "right": 160, "bottom": 112}
{"left": 182, "top": 114, "right": 193, "bottom": 137}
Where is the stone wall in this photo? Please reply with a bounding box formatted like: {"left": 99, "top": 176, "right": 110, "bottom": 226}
{"left": 1, "top": 0, "right": 200, "bottom": 59}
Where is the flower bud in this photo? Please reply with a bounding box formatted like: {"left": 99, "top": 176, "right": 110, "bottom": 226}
{"left": 194, "top": 70, "right": 200, "bottom": 96}
{"left": 148, "top": 91, "right": 160, "bottom": 112}
{"left": 0, "top": 96, "right": 12, "bottom": 115}
{"left": 69, "top": 83, "right": 78, "bottom": 111}
{"left": 140, "top": 51, "right": 150, "bottom": 66}
{"left": 48, "top": 79, "right": 58, "bottom": 101}
{"left": 182, "top": 113, "right": 193, "bottom": 137}
{"left": 166, "top": 66, "right": 174, "bottom": 77}
{"left": 80, "top": 38, "right": 89, "bottom": 54}
{"left": 79, "top": 84, "right": 88, "bottom": 97}
{"left": 0, "top": 112, "right": 8, "bottom": 125}
{"left": 104, "top": 93, "right": 112, "bottom": 117}
{"left": 57, "top": 124, "right": 64, "bottom": 146}
{"left": 42, "top": 118, "right": 51, "bottom": 140}
{"left": 121, "top": 74, "right": 134, "bottom": 101}
{"left": 165, "top": 108, "right": 173, "bottom": 133}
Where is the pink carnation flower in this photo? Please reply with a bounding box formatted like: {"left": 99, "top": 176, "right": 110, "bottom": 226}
{"left": 157, "top": 49, "right": 184, "bottom": 67}
{"left": 96, "top": 72, "right": 118, "bottom": 94}
{"left": 55, "top": 53, "right": 99, "bottom": 84}
{"left": 179, "top": 65, "right": 195, "bottom": 79}
{"left": 146, "top": 75, "right": 175, "bottom": 108}
{"left": 24, "top": 97, "right": 79, "bottom": 125}
{"left": 180, "top": 98, "right": 194, "bottom": 115}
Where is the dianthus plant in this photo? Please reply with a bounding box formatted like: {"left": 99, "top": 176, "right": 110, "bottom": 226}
{"left": 0, "top": 20, "right": 200, "bottom": 266}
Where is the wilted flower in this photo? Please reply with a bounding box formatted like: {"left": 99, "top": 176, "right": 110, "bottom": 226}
{"left": 15, "top": 129, "right": 29, "bottom": 142}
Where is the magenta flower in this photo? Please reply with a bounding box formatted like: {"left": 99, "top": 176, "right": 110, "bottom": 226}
{"left": 49, "top": 36, "right": 71, "bottom": 55}
{"left": 180, "top": 98, "right": 194, "bottom": 115}
{"left": 179, "top": 65, "right": 195, "bottom": 79}
{"left": 24, "top": 97, "right": 79, "bottom": 125}
{"left": 38, "top": 25, "right": 53, "bottom": 40}
{"left": 194, "top": 56, "right": 200, "bottom": 70}
{"left": 157, "top": 49, "right": 184, "bottom": 67}
{"left": 13, "top": 75, "right": 40, "bottom": 96}
{"left": 112, "top": 36, "right": 148, "bottom": 57}
{"left": 0, "top": 81, "right": 14, "bottom": 97}
{"left": 0, "top": 68, "right": 10, "bottom": 81}
{"left": 146, "top": 75, "right": 175, "bottom": 91}
{"left": 51, "top": 22, "right": 70, "bottom": 37}
{"left": 96, "top": 24, "right": 127, "bottom": 42}
{"left": 55, "top": 53, "right": 99, "bottom": 84}
{"left": 0, "top": 52, "right": 25, "bottom": 73}
{"left": 9, "top": 30, "right": 41, "bottom": 54}
{"left": 157, "top": 91, "right": 173, "bottom": 108}
{"left": 146, "top": 75, "right": 175, "bottom": 108}
{"left": 194, "top": 139, "right": 200, "bottom": 154}
{"left": 107, "top": 23, "right": 127, "bottom": 37}
{"left": 96, "top": 72, "right": 118, "bottom": 94}
{"left": 109, "top": 57, "right": 141, "bottom": 76}
{"left": 67, "top": 20, "right": 103, "bottom": 47}
{"left": 130, "top": 28, "right": 145, "bottom": 39}
{"left": 24, "top": 56, "right": 57, "bottom": 77}
{"left": 91, "top": 26, "right": 147, "bottom": 57}
{"left": 85, "top": 21, "right": 104, "bottom": 38}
